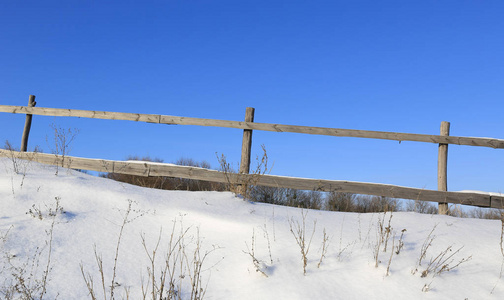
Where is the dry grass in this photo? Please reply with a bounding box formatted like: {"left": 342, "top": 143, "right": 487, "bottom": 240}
{"left": 243, "top": 229, "right": 269, "bottom": 278}
{"left": 80, "top": 202, "right": 218, "bottom": 300}
{"left": 288, "top": 210, "right": 316, "bottom": 275}
{"left": 47, "top": 124, "right": 79, "bottom": 176}
{"left": 217, "top": 144, "right": 269, "bottom": 200}
{"left": 0, "top": 198, "right": 62, "bottom": 300}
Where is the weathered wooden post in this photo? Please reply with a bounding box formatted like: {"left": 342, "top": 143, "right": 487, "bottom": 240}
{"left": 437, "top": 121, "right": 450, "bottom": 214}
{"left": 238, "top": 107, "right": 255, "bottom": 195}
{"left": 20, "top": 95, "right": 37, "bottom": 152}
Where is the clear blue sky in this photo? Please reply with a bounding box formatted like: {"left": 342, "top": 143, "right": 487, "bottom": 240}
{"left": 1, "top": 0, "right": 503, "bottom": 194}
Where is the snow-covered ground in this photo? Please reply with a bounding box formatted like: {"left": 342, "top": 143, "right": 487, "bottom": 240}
{"left": 1, "top": 157, "right": 503, "bottom": 299}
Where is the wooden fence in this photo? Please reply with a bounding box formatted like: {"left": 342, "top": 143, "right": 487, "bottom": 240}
{"left": 1, "top": 95, "right": 503, "bottom": 212}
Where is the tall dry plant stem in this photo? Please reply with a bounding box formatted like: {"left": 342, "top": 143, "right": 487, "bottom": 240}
{"left": 81, "top": 199, "right": 141, "bottom": 300}
{"left": 243, "top": 229, "right": 268, "bottom": 277}
{"left": 47, "top": 124, "right": 79, "bottom": 175}
{"left": 317, "top": 228, "right": 329, "bottom": 268}
{"left": 289, "top": 210, "right": 316, "bottom": 275}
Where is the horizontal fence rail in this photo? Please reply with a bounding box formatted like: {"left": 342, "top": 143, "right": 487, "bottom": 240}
{"left": 2, "top": 149, "right": 503, "bottom": 209}
{"left": 2, "top": 105, "right": 504, "bottom": 149}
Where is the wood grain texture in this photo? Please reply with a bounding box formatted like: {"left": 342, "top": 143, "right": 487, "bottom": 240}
{"left": 239, "top": 107, "right": 254, "bottom": 174}
{"left": 2, "top": 105, "right": 504, "bottom": 148}
{"left": 20, "top": 96, "right": 36, "bottom": 152}
{"left": 0, "top": 149, "right": 496, "bottom": 208}
{"left": 438, "top": 121, "right": 450, "bottom": 214}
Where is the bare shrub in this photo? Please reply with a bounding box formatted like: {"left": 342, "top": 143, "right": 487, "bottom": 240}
{"left": 186, "top": 228, "right": 218, "bottom": 300}
{"left": 26, "top": 197, "right": 64, "bottom": 220}
{"left": 140, "top": 221, "right": 218, "bottom": 300}
{"left": 405, "top": 200, "right": 437, "bottom": 215}
{"left": 325, "top": 192, "right": 355, "bottom": 212}
{"left": 446, "top": 204, "right": 467, "bottom": 218}
{"left": 104, "top": 156, "right": 225, "bottom": 192}
{"left": 249, "top": 186, "right": 287, "bottom": 205}
{"left": 217, "top": 144, "right": 269, "bottom": 199}
{"left": 281, "top": 189, "right": 322, "bottom": 209}
{"left": 81, "top": 207, "right": 217, "bottom": 300}
{"left": 420, "top": 245, "right": 472, "bottom": 278}
{"left": 324, "top": 194, "right": 400, "bottom": 213}
{"left": 248, "top": 187, "right": 324, "bottom": 210}
{"left": 412, "top": 223, "right": 471, "bottom": 292}
{"left": 300, "top": 190, "right": 323, "bottom": 210}
{"left": 412, "top": 225, "right": 438, "bottom": 275}
{"left": 46, "top": 124, "right": 79, "bottom": 175}
{"left": 467, "top": 207, "right": 503, "bottom": 220}
{"left": 362, "top": 196, "right": 400, "bottom": 213}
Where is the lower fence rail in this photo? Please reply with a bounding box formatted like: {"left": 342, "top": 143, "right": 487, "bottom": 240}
{"left": 1, "top": 149, "right": 502, "bottom": 209}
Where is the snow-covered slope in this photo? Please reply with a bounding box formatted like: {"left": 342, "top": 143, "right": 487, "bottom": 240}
{"left": 1, "top": 158, "right": 503, "bottom": 299}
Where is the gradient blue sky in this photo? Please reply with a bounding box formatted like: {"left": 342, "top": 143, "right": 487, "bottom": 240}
{"left": 1, "top": 0, "right": 503, "bottom": 194}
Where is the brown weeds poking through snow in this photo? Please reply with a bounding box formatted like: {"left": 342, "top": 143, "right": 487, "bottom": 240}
{"left": 243, "top": 229, "right": 269, "bottom": 278}
{"left": 317, "top": 228, "right": 330, "bottom": 268}
{"left": 1, "top": 198, "right": 62, "bottom": 300}
{"left": 81, "top": 200, "right": 135, "bottom": 300}
{"left": 395, "top": 229, "right": 407, "bottom": 255}
{"left": 3, "top": 141, "right": 33, "bottom": 177}
{"left": 141, "top": 221, "right": 218, "bottom": 300}
{"left": 261, "top": 224, "right": 274, "bottom": 265}
{"left": 3, "top": 140, "right": 39, "bottom": 194}
{"left": 374, "top": 212, "right": 393, "bottom": 268}
{"left": 385, "top": 237, "right": 396, "bottom": 277}
{"left": 81, "top": 203, "right": 218, "bottom": 300}
{"left": 217, "top": 144, "right": 269, "bottom": 200}
{"left": 412, "top": 225, "right": 438, "bottom": 275}
{"left": 412, "top": 224, "right": 472, "bottom": 292}
{"left": 372, "top": 213, "right": 406, "bottom": 277}
{"left": 46, "top": 124, "right": 79, "bottom": 176}
{"left": 420, "top": 246, "right": 472, "bottom": 278}
{"left": 289, "top": 210, "right": 316, "bottom": 275}
{"left": 141, "top": 225, "right": 187, "bottom": 300}
{"left": 81, "top": 199, "right": 151, "bottom": 300}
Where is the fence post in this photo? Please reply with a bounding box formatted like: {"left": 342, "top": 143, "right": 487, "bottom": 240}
{"left": 238, "top": 107, "right": 255, "bottom": 195}
{"left": 437, "top": 121, "right": 450, "bottom": 214}
{"left": 20, "top": 95, "right": 37, "bottom": 152}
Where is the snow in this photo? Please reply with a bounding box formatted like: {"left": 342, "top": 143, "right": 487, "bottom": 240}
{"left": 1, "top": 157, "right": 503, "bottom": 299}
{"left": 457, "top": 190, "right": 504, "bottom": 197}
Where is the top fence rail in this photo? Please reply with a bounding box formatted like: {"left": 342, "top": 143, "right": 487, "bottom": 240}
{"left": 2, "top": 105, "right": 504, "bottom": 149}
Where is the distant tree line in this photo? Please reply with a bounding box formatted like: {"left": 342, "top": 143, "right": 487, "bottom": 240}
{"left": 102, "top": 156, "right": 227, "bottom": 192}
{"left": 102, "top": 156, "right": 502, "bottom": 219}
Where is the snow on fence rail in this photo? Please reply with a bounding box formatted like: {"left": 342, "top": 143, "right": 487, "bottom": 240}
{"left": 1, "top": 95, "right": 504, "bottom": 213}
{"left": 1, "top": 149, "right": 503, "bottom": 209}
